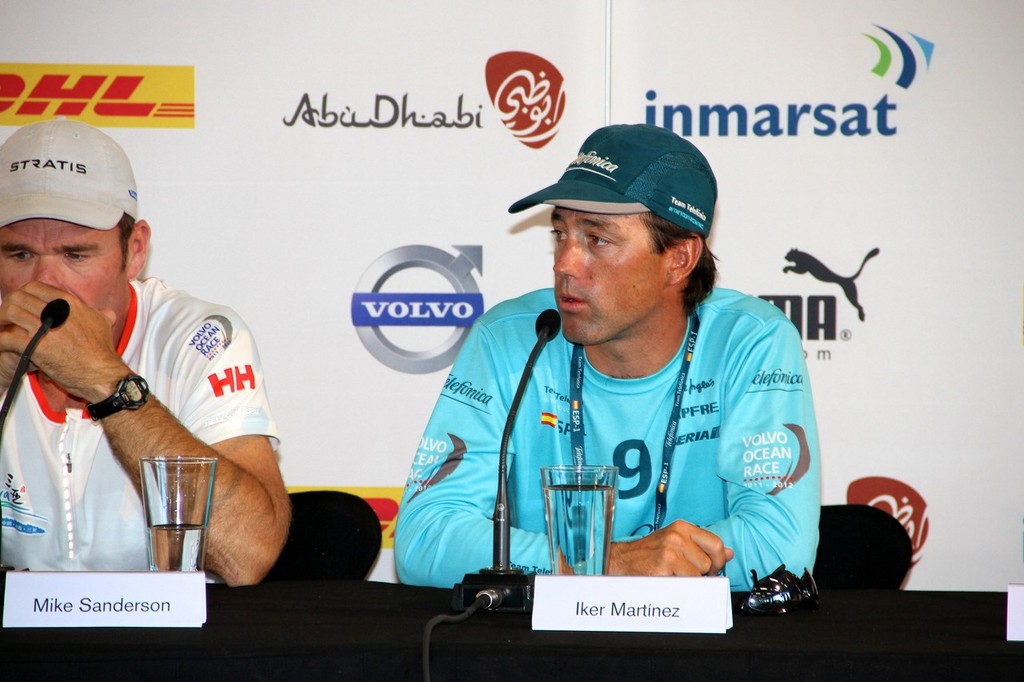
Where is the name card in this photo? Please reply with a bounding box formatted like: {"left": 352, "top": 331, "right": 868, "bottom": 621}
{"left": 3, "top": 571, "right": 207, "bottom": 628}
{"left": 532, "top": 575, "right": 732, "bottom": 634}
{"left": 1007, "top": 584, "right": 1024, "bottom": 641}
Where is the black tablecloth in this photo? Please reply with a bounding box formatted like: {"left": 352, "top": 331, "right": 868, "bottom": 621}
{"left": 2, "top": 578, "right": 1022, "bottom": 680}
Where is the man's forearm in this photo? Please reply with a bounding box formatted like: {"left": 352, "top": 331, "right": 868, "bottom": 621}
{"left": 101, "top": 398, "right": 290, "bottom": 585}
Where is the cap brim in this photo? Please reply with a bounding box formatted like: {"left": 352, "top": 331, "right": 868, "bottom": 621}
{"left": 0, "top": 195, "right": 122, "bottom": 229}
{"left": 509, "top": 178, "right": 648, "bottom": 215}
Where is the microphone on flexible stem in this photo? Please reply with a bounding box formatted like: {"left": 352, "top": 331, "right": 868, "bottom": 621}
{"left": 0, "top": 299, "right": 71, "bottom": 569}
{"left": 451, "top": 308, "right": 560, "bottom": 613}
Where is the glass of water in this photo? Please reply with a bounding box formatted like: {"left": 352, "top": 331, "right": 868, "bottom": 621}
{"left": 139, "top": 456, "right": 217, "bottom": 572}
{"left": 541, "top": 465, "right": 617, "bottom": 575}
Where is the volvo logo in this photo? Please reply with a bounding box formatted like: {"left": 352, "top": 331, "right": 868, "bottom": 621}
{"left": 351, "top": 245, "right": 484, "bottom": 373}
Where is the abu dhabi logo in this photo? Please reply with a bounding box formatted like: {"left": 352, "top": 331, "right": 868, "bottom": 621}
{"left": 283, "top": 92, "right": 483, "bottom": 129}
{"left": 848, "top": 476, "right": 928, "bottom": 568}
{"left": 864, "top": 26, "right": 935, "bottom": 89}
{"left": 351, "top": 245, "right": 484, "bottom": 374}
{"left": 485, "top": 51, "right": 565, "bottom": 149}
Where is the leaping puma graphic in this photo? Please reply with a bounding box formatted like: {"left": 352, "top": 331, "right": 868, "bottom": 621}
{"left": 783, "top": 248, "right": 880, "bottom": 321}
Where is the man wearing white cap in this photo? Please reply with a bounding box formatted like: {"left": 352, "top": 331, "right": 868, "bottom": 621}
{"left": 396, "top": 124, "right": 821, "bottom": 591}
{"left": 0, "top": 119, "right": 290, "bottom": 585}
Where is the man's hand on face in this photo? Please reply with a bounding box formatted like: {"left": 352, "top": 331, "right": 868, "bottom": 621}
{"left": 0, "top": 281, "right": 122, "bottom": 402}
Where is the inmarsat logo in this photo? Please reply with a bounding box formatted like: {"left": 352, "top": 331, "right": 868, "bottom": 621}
{"left": 485, "top": 51, "right": 565, "bottom": 149}
{"left": 864, "top": 26, "right": 935, "bottom": 89}
{"left": 351, "top": 245, "right": 484, "bottom": 374}
{"left": 643, "top": 26, "right": 935, "bottom": 137}
{"left": 761, "top": 247, "right": 880, "bottom": 360}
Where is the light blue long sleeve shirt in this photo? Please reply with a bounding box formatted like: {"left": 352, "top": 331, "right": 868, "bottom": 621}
{"left": 395, "top": 287, "right": 821, "bottom": 590}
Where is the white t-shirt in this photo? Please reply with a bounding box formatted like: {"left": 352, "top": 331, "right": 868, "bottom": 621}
{"left": 0, "top": 277, "right": 280, "bottom": 571}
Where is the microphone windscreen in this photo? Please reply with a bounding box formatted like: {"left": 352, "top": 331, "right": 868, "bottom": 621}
{"left": 40, "top": 299, "right": 71, "bottom": 329}
{"left": 535, "top": 309, "right": 561, "bottom": 339}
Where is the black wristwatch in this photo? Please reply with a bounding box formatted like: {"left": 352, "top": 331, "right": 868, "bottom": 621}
{"left": 87, "top": 374, "right": 150, "bottom": 420}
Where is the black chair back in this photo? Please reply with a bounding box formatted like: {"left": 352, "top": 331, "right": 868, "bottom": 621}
{"left": 814, "top": 504, "right": 912, "bottom": 589}
{"left": 265, "top": 490, "right": 383, "bottom": 581}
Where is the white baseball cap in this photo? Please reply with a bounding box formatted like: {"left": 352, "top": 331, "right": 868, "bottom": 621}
{"left": 0, "top": 118, "right": 138, "bottom": 229}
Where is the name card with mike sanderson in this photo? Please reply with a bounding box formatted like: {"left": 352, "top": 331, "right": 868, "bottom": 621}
{"left": 532, "top": 575, "right": 733, "bottom": 634}
{"left": 3, "top": 571, "right": 207, "bottom": 628}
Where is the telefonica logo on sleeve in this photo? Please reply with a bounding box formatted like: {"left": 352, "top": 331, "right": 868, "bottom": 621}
{"left": 351, "top": 245, "right": 484, "bottom": 374}
{"left": 644, "top": 26, "right": 933, "bottom": 137}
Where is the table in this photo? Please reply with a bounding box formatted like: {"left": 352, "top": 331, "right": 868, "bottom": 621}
{"left": 2, "top": 577, "right": 1021, "bottom": 680}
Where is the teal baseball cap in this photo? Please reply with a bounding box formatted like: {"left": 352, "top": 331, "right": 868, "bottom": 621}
{"left": 509, "top": 124, "right": 717, "bottom": 236}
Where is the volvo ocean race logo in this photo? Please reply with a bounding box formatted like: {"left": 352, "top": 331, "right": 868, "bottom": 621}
{"left": 351, "top": 245, "right": 483, "bottom": 374}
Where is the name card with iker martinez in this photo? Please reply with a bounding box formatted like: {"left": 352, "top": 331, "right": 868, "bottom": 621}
{"left": 3, "top": 571, "right": 207, "bottom": 628}
{"left": 532, "top": 575, "right": 733, "bottom": 634}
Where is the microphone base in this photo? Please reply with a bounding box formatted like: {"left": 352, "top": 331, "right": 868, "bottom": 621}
{"left": 451, "top": 571, "right": 535, "bottom": 613}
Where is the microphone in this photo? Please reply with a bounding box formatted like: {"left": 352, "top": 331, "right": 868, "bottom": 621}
{"left": 451, "top": 308, "right": 560, "bottom": 613}
{"left": 40, "top": 298, "right": 71, "bottom": 329}
{"left": 0, "top": 298, "right": 70, "bottom": 569}
{"left": 0, "top": 297, "right": 71, "bottom": 435}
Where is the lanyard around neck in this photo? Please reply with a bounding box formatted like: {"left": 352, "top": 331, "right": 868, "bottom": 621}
{"left": 568, "top": 313, "right": 699, "bottom": 531}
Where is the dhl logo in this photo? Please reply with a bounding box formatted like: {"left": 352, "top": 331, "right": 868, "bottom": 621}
{"left": 287, "top": 486, "right": 402, "bottom": 550}
{"left": 0, "top": 63, "right": 194, "bottom": 128}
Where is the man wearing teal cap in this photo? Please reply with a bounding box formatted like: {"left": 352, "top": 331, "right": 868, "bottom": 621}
{"left": 396, "top": 124, "right": 821, "bottom": 590}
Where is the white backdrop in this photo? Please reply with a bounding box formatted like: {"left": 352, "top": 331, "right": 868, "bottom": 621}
{"left": 2, "top": 0, "right": 1022, "bottom": 590}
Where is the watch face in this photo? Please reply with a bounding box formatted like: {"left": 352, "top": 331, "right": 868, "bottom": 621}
{"left": 88, "top": 375, "right": 148, "bottom": 420}
{"left": 124, "top": 381, "right": 144, "bottom": 402}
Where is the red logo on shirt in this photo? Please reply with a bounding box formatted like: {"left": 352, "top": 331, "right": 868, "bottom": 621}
{"left": 207, "top": 365, "right": 255, "bottom": 397}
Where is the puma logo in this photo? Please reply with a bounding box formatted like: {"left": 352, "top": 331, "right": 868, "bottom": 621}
{"left": 783, "top": 248, "right": 880, "bottom": 321}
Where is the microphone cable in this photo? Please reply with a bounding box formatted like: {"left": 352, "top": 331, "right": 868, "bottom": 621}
{"left": 422, "top": 589, "right": 500, "bottom": 682}
{"left": 0, "top": 299, "right": 71, "bottom": 569}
